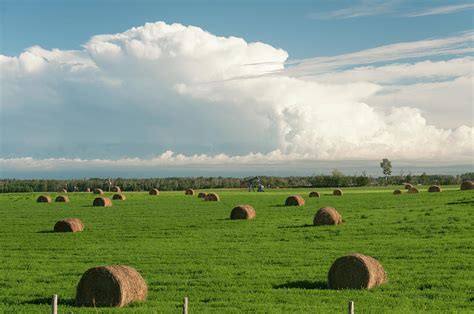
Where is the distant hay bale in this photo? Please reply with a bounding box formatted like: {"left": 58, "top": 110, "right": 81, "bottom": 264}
{"left": 428, "top": 185, "right": 442, "bottom": 193}
{"left": 37, "top": 195, "right": 52, "bottom": 203}
{"left": 149, "top": 188, "right": 160, "bottom": 195}
{"left": 55, "top": 195, "right": 70, "bottom": 203}
{"left": 205, "top": 193, "right": 220, "bottom": 201}
{"left": 393, "top": 189, "right": 402, "bottom": 195}
{"left": 54, "top": 218, "right": 84, "bottom": 232}
{"left": 185, "top": 189, "right": 195, "bottom": 196}
{"left": 285, "top": 195, "right": 305, "bottom": 206}
{"left": 328, "top": 253, "right": 387, "bottom": 289}
{"left": 75, "top": 265, "right": 148, "bottom": 308}
{"left": 333, "top": 189, "right": 343, "bottom": 196}
{"left": 58, "top": 188, "right": 67, "bottom": 193}
{"left": 230, "top": 205, "right": 256, "bottom": 220}
{"left": 309, "top": 191, "right": 320, "bottom": 198}
{"left": 197, "top": 192, "right": 208, "bottom": 199}
{"left": 313, "top": 207, "right": 342, "bottom": 226}
{"left": 404, "top": 183, "right": 413, "bottom": 190}
{"left": 111, "top": 186, "right": 121, "bottom": 193}
{"left": 93, "top": 188, "right": 104, "bottom": 195}
{"left": 408, "top": 187, "right": 419, "bottom": 194}
{"left": 112, "top": 193, "right": 126, "bottom": 200}
{"left": 93, "top": 197, "right": 112, "bottom": 207}
{"left": 460, "top": 181, "right": 474, "bottom": 190}
{"left": 85, "top": 188, "right": 91, "bottom": 193}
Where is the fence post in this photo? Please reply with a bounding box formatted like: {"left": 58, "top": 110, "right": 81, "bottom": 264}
{"left": 183, "top": 296, "right": 188, "bottom": 314}
{"left": 348, "top": 301, "right": 354, "bottom": 314}
{"left": 51, "top": 294, "right": 58, "bottom": 314}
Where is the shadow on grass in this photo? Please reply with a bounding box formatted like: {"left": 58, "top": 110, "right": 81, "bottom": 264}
{"left": 447, "top": 199, "right": 474, "bottom": 206}
{"left": 36, "top": 230, "right": 55, "bottom": 233}
{"left": 24, "top": 297, "right": 75, "bottom": 306}
{"left": 273, "top": 280, "right": 328, "bottom": 290}
{"left": 270, "top": 204, "right": 287, "bottom": 208}
{"left": 278, "top": 224, "right": 314, "bottom": 229}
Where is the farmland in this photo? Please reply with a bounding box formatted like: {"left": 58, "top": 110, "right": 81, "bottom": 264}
{"left": 0, "top": 186, "right": 472, "bottom": 313}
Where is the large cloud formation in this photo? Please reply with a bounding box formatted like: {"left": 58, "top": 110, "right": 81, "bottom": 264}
{"left": 1, "top": 22, "right": 472, "bottom": 169}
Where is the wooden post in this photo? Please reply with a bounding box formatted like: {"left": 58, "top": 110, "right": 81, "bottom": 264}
{"left": 348, "top": 301, "right": 354, "bottom": 314}
{"left": 183, "top": 296, "right": 188, "bottom": 314}
{"left": 51, "top": 294, "right": 58, "bottom": 314}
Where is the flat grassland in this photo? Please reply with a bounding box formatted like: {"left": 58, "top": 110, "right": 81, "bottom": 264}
{"left": 0, "top": 186, "right": 472, "bottom": 313}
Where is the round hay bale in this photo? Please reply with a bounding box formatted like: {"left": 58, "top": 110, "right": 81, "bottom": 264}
{"left": 404, "top": 183, "right": 413, "bottom": 190}
{"left": 54, "top": 218, "right": 84, "bottom": 232}
{"left": 328, "top": 253, "right": 387, "bottom": 289}
{"left": 309, "top": 191, "right": 320, "bottom": 198}
{"left": 197, "top": 192, "right": 208, "bottom": 199}
{"left": 313, "top": 207, "right": 342, "bottom": 226}
{"left": 93, "top": 188, "right": 104, "bottom": 195}
{"left": 205, "top": 193, "right": 220, "bottom": 201}
{"left": 185, "top": 189, "right": 194, "bottom": 196}
{"left": 37, "top": 195, "right": 52, "bottom": 203}
{"left": 428, "top": 185, "right": 442, "bottom": 193}
{"left": 149, "top": 188, "right": 160, "bottom": 195}
{"left": 460, "top": 180, "right": 474, "bottom": 190}
{"left": 75, "top": 265, "right": 148, "bottom": 308}
{"left": 230, "top": 205, "right": 256, "bottom": 220}
{"left": 55, "top": 195, "right": 70, "bottom": 203}
{"left": 93, "top": 197, "right": 112, "bottom": 207}
{"left": 285, "top": 195, "right": 305, "bottom": 206}
{"left": 393, "top": 189, "right": 402, "bottom": 195}
{"left": 407, "top": 187, "right": 419, "bottom": 194}
{"left": 111, "top": 186, "right": 121, "bottom": 193}
{"left": 333, "top": 189, "right": 343, "bottom": 196}
{"left": 112, "top": 193, "right": 126, "bottom": 200}
{"left": 85, "top": 188, "right": 91, "bottom": 193}
{"left": 58, "top": 188, "right": 67, "bottom": 193}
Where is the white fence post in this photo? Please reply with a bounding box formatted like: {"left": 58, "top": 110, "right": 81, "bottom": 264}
{"left": 348, "top": 301, "right": 354, "bottom": 314}
{"left": 51, "top": 294, "right": 58, "bottom": 314}
{"left": 183, "top": 296, "right": 188, "bottom": 314}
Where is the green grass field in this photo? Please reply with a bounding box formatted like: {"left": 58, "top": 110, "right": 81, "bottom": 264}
{"left": 0, "top": 186, "right": 473, "bottom": 313}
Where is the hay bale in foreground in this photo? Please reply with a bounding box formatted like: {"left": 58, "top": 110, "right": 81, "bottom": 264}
{"left": 55, "top": 195, "right": 70, "bottom": 203}
{"left": 328, "top": 253, "right": 387, "bottom": 289}
{"left": 428, "top": 185, "right": 442, "bottom": 193}
{"left": 111, "top": 186, "right": 121, "bottom": 193}
{"left": 230, "top": 205, "right": 256, "bottom": 220}
{"left": 404, "top": 183, "right": 413, "bottom": 190}
{"left": 460, "top": 181, "right": 474, "bottom": 190}
{"left": 285, "top": 195, "right": 305, "bottom": 206}
{"left": 76, "top": 265, "right": 147, "bottom": 308}
{"left": 205, "top": 193, "right": 220, "bottom": 201}
{"left": 112, "top": 194, "right": 126, "bottom": 200}
{"left": 333, "top": 189, "right": 343, "bottom": 196}
{"left": 309, "top": 191, "right": 320, "bottom": 198}
{"left": 54, "top": 218, "right": 84, "bottom": 232}
{"left": 393, "top": 189, "right": 402, "bottom": 195}
{"left": 93, "top": 197, "right": 112, "bottom": 207}
{"left": 37, "top": 195, "right": 52, "bottom": 203}
{"left": 197, "top": 192, "right": 208, "bottom": 199}
{"left": 408, "top": 187, "right": 419, "bottom": 194}
{"left": 149, "top": 188, "right": 160, "bottom": 195}
{"left": 93, "top": 188, "right": 104, "bottom": 195}
{"left": 313, "top": 207, "right": 342, "bottom": 226}
{"left": 185, "top": 189, "right": 194, "bottom": 196}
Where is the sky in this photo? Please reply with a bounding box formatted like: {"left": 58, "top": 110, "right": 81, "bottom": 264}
{"left": 0, "top": 0, "right": 473, "bottom": 178}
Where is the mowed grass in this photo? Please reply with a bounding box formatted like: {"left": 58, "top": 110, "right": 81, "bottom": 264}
{"left": 0, "top": 186, "right": 472, "bottom": 313}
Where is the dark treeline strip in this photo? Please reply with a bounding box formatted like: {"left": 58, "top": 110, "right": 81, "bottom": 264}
{"left": 1, "top": 173, "right": 472, "bottom": 193}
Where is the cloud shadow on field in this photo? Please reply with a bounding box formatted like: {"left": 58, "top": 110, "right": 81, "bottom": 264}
{"left": 24, "top": 297, "right": 75, "bottom": 306}
{"left": 273, "top": 280, "right": 328, "bottom": 290}
{"left": 278, "top": 224, "right": 314, "bottom": 229}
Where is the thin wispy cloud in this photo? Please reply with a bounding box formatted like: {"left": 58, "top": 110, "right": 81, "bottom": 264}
{"left": 405, "top": 3, "right": 474, "bottom": 17}
{"left": 308, "top": 0, "right": 397, "bottom": 20}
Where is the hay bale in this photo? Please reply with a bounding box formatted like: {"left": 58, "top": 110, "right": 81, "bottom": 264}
{"left": 404, "top": 183, "right": 413, "bottom": 190}
{"left": 58, "top": 188, "right": 67, "bottom": 193}
{"left": 55, "top": 195, "right": 70, "bottom": 202}
{"left": 407, "top": 187, "right": 419, "bottom": 194}
{"left": 93, "top": 188, "right": 104, "bottom": 195}
{"left": 313, "top": 207, "right": 342, "bottom": 226}
{"left": 54, "top": 218, "right": 84, "bottom": 232}
{"left": 328, "top": 253, "right": 387, "bottom": 289}
{"left": 197, "top": 192, "right": 208, "bottom": 199}
{"left": 37, "top": 195, "right": 52, "bottom": 203}
{"left": 111, "top": 186, "right": 121, "bottom": 193}
{"left": 230, "top": 205, "right": 256, "bottom": 220}
{"left": 112, "top": 193, "right": 126, "bottom": 200}
{"left": 185, "top": 189, "right": 195, "bottom": 196}
{"left": 149, "top": 188, "right": 160, "bottom": 195}
{"left": 393, "top": 189, "right": 402, "bottom": 195}
{"left": 93, "top": 197, "right": 112, "bottom": 207}
{"left": 460, "top": 181, "right": 474, "bottom": 190}
{"left": 76, "top": 265, "right": 147, "bottom": 308}
{"left": 205, "top": 193, "right": 220, "bottom": 201}
{"left": 309, "top": 191, "right": 320, "bottom": 198}
{"left": 85, "top": 188, "right": 91, "bottom": 193}
{"left": 428, "top": 185, "right": 442, "bottom": 193}
{"left": 333, "top": 189, "right": 343, "bottom": 196}
{"left": 285, "top": 195, "right": 305, "bottom": 206}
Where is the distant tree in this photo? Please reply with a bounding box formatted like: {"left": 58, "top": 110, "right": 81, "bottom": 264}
{"left": 380, "top": 158, "right": 392, "bottom": 184}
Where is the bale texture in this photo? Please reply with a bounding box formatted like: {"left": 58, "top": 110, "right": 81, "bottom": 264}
{"left": 149, "top": 188, "right": 160, "bottom": 195}
{"left": 328, "top": 253, "right": 387, "bottom": 289}
{"left": 54, "top": 218, "right": 84, "bottom": 232}
{"left": 313, "top": 207, "right": 342, "bottom": 226}
{"left": 428, "top": 185, "right": 442, "bottom": 193}
{"left": 460, "top": 181, "right": 474, "bottom": 190}
{"left": 112, "top": 194, "right": 126, "bottom": 200}
{"left": 111, "top": 186, "right": 121, "bottom": 193}
{"left": 185, "top": 189, "right": 195, "bottom": 196}
{"left": 285, "top": 195, "right": 305, "bottom": 206}
{"left": 393, "top": 189, "right": 402, "bottom": 195}
{"left": 75, "top": 265, "right": 147, "bottom": 308}
{"left": 309, "top": 191, "right": 320, "bottom": 198}
{"left": 205, "top": 193, "right": 220, "bottom": 202}
{"left": 93, "top": 197, "right": 112, "bottom": 207}
{"left": 37, "top": 195, "right": 52, "bottom": 203}
{"left": 408, "top": 187, "right": 419, "bottom": 194}
{"left": 197, "top": 192, "right": 208, "bottom": 199}
{"left": 404, "top": 183, "right": 413, "bottom": 190}
{"left": 55, "top": 195, "right": 70, "bottom": 203}
{"left": 333, "top": 189, "right": 343, "bottom": 196}
{"left": 93, "top": 188, "right": 104, "bottom": 195}
{"left": 230, "top": 205, "right": 256, "bottom": 220}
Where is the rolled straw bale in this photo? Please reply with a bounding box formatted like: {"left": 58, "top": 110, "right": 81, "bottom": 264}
{"left": 313, "top": 207, "right": 342, "bottom": 226}
{"left": 149, "top": 189, "right": 160, "bottom": 195}
{"left": 205, "top": 193, "right": 220, "bottom": 201}
{"left": 197, "top": 192, "right": 208, "bottom": 199}
{"left": 285, "top": 195, "right": 305, "bottom": 206}
{"left": 408, "top": 187, "right": 419, "bottom": 194}
{"left": 333, "top": 189, "right": 343, "bottom": 196}
{"left": 55, "top": 195, "right": 70, "bottom": 202}
{"left": 309, "top": 191, "right": 320, "bottom": 198}
{"left": 404, "top": 183, "right": 413, "bottom": 190}
{"left": 85, "top": 188, "right": 91, "bottom": 192}
{"left": 37, "top": 195, "right": 52, "bottom": 203}
{"left": 393, "top": 189, "right": 402, "bottom": 195}
{"left": 93, "top": 188, "right": 104, "bottom": 195}
{"left": 54, "top": 218, "right": 84, "bottom": 232}
{"left": 185, "top": 189, "right": 195, "bottom": 196}
{"left": 58, "top": 188, "right": 67, "bottom": 193}
{"left": 428, "top": 185, "right": 442, "bottom": 193}
{"left": 93, "top": 197, "right": 112, "bottom": 207}
{"left": 111, "top": 186, "right": 121, "bottom": 193}
{"left": 112, "top": 193, "right": 126, "bottom": 200}
{"left": 460, "top": 181, "right": 474, "bottom": 190}
{"left": 230, "top": 205, "right": 256, "bottom": 220}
